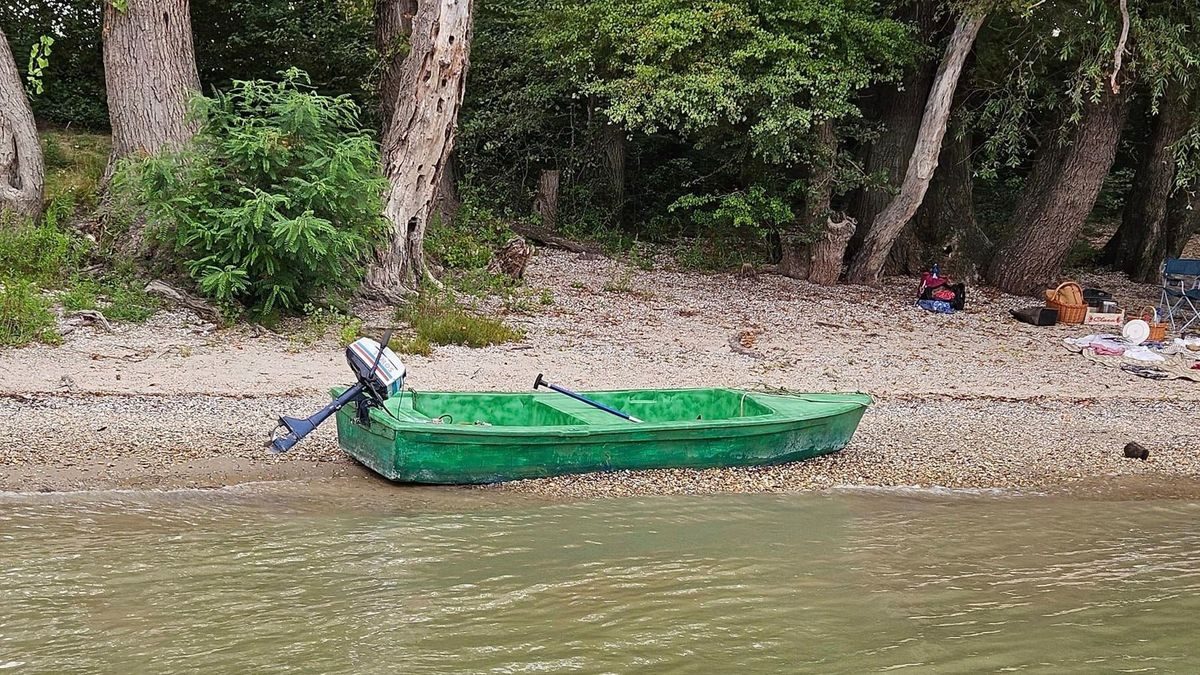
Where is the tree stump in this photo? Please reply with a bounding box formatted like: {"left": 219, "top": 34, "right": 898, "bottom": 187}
{"left": 780, "top": 215, "right": 857, "bottom": 285}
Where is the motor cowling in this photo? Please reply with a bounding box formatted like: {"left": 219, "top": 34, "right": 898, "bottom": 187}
{"left": 345, "top": 337, "right": 406, "bottom": 402}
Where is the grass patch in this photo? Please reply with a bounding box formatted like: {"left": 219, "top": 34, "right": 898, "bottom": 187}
{"left": 291, "top": 306, "right": 364, "bottom": 349}
{"left": 60, "top": 275, "right": 160, "bottom": 323}
{"left": 397, "top": 293, "right": 523, "bottom": 348}
{"left": 41, "top": 129, "right": 110, "bottom": 212}
{"left": 389, "top": 335, "right": 433, "bottom": 356}
{"left": 0, "top": 281, "right": 60, "bottom": 347}
{"left": 0, "top": 221, "right": 79, "bottom": 286}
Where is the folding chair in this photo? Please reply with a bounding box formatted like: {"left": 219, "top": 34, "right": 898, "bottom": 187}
{"left": 1159, "top": 258, "right": 1200, "bottom": 334}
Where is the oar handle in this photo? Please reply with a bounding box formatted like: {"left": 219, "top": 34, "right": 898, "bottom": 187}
{"left": 533, "top": 373, "right": 642, "bottom": 423}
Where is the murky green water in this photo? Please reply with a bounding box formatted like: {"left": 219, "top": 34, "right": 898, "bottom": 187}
{"left": 1, "top": 484, "right": 1199, "bottom": 673}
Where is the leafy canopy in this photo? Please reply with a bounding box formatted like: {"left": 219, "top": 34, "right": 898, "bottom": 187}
{"left": 117, "top": 69, "right": 387, "bottom": 315}
{"left": 538, "top": 0, "right": 917, "bottom": 164}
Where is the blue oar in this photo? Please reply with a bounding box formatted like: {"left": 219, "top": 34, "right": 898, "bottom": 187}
{"left": 534, "top": 373, "right": 642, "bottom": 423}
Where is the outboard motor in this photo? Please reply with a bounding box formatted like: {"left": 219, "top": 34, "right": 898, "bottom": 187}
{"left": 269, "top": 335, "right": 406, "bottom": 453}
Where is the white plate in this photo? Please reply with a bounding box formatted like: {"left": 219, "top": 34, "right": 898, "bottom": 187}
{"left": 1123, "top": 319, "right": 1151, "bottom": 345}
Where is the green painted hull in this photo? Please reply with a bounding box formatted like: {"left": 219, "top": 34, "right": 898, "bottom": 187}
{"left": 333, "top": 388, "right": 871, "bottom": 484}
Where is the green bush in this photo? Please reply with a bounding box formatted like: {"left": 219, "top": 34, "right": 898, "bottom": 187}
{"left": 117, "top": 69, "right": 387, "bottom": 315}
{"left": 0, "top": 281, "right": 60, "bottom": 347}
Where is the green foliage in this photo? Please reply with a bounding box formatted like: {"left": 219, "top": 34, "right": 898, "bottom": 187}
{"left": 538, "top": 0, "right": 916, "bottom": 164}
{"left": 0, "top": 221, "right": 77, "bottom": 286}
{"left": 25, "top": 35, "right": 53, "bottom": 96}
{"left": 425, "top": 198, "right": 514, "bottom": 270}
{"left": 396, "top": 293, "right": 524, "bottom": 348}
{"left": 191, "top": 0, "right": 378, "bottom": 125}
{"left": 3, "top": 2, "right": 109, "bottom": 128}
{"left": 116, "top": 70, "right": 387, "bottom": 315}
{"left": 0, "top": 280, "right": 60, "bottom": 347}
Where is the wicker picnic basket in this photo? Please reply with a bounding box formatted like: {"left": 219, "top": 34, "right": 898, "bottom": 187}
{"left": 1140, "top": 306, "right": 1168, "bottom": 341}
{"left": 1044, "top": 281, "right": 1088, "bottom": 325}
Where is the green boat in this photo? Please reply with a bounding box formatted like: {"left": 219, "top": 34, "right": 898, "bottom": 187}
{"left": 331, "top": 387, "right": 871, "bottom": 484}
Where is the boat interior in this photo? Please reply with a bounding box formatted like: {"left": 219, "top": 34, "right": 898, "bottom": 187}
{"left": 389, "top": 388, "right": 777, "bottom": 426}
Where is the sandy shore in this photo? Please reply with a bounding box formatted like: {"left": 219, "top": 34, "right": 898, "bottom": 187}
{"left": 2, "top": 248, "right": 1197, "bottom": 496}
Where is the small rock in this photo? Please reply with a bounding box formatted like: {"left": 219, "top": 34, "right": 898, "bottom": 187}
{"left": 1123, "top": 442, "right": 1150, "bottom": 460}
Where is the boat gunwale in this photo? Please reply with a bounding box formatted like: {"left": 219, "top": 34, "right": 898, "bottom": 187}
{"left": 333, "top": 387, "right": 873, "bottom": 438}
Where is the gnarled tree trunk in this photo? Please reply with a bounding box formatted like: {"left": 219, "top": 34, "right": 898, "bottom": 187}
{"left": 846, "top": 11, "right": 986, "bottom": 285}
{"left": 0, "top": 28, "right": 44, "bottom": 222}
{"left": 848, "top": 0, "right": 940, "bottom": 275}
{"left": 779, "top": 121, "right": 852, "bottom": 284}
{"left": 365, "top": 0, "right": 473, "bottom": 296}
{"left": 103, "top": 0, "right": 200, "bottom": 170}
{"left": 375, "top": 0, "right": 418, "bottom": 128}
{"left": 987, "top": 87, "right": 1129, "bottom": 295}
{"left": 1101, "top": 91, "right": 1191, "bottom": 282}
{"left": 913, "top": 130, "right": 991, "bottom": 280}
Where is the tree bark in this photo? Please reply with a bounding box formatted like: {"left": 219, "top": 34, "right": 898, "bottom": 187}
{"left": 365, "top": 0, "right": 473, "bottom": 296}
{"left": 849, "top": 0, "right": 940, "bottom": 274}
{"left": 1161, "top": 187, "right": 1199, "bottom": 261}
{"left": 987, "top": 87, "right": 1130, "bottom": 295}
{"left": 102, "top": 0, "right": 200, "bottom": 170}
{"left": 0, "top": 28, "right": 44, "bottom": 222}
{"left": 846, "top": 11, "right": 986, "bottom": 285}
{"left": 913, "top": 131, "right": 991, "bottom": 280}
{"left": 432, "top": 152, "right": 461, "bottom": 226}
{"left": 375, "top": 0, "right": 418, "bottom": 128}
{"left": 533, "top": 168, "right": 560, "bottom": 230}
{"left": 779, "top": 121, "right": 852, "bottom": 284}
{"left": 1101, "top": 91, "right": 1190, "bottom": 282}
{"left": 600, "top": 122, "right": 625, "bottom": 217}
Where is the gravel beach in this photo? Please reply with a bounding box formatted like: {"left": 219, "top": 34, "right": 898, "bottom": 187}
{"left": 2, "top": 248, "right": 1197, "bottom": 496}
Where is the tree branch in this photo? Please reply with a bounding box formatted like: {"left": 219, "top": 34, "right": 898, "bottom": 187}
{"left": 1110, "top": 0, "right": 1130, "bottom": 94}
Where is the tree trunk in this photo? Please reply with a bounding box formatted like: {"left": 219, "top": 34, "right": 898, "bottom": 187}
{"left": 533, "top": 169, "right": 560, "bottom": 230}
{"left": 432, "top": 152, "right": 461, "bottom": 226}
{"left": 102, "top": 0, "right": 200, "bottom": 170}
{"left": 849, "top": 0, "right": 940, "bottom": 274}
{"left": 600, "top": 122, "right": 625, "bottom": 218}
{"left": 375, "top": 0, "right": 418, "bottom": 128}
{"left": 913, "top": 131, "right": 991, "bottom": 280}
{"left": 779, "top": 121, "right": 852, "bottom": 284}
{"left": 1161, "top": 187, "right": 1199, "bottom": 261}
{"left": 987, "top": 87, "right": 1129, "bottom": 295}
{"left": 0, "top": 28, "right": 44, "bottom": 222}
{"left": 1101, "top": 91, "right": 1190, "bottom": 282}
{"left": 846, "top": 11, "right": 986, "bottom": 285}
{"left": 365, "top": 0, "right": 473, "bottom": 296}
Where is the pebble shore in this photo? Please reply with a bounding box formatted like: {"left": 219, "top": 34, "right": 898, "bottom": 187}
{"left": 2, "top": 248, "right": 1198, "bottom": 496}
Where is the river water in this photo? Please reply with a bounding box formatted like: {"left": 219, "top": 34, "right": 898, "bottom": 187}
{"left": 1, "top": 483, "right": 1198, "bottom": 673}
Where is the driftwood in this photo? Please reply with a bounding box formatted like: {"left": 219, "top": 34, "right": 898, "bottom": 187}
{"left": 728, "top": 329, "right": 764, "bottom": 359}
{"left": 66, "top": 310, "right": 113, "bottom": 332}
{"left": 509, "top": 222, "right": 602, "bottom": 255}
{"left": 487, "top": 236, "right": 534, "bottom": 280}
{"left": 144, "top": 280, "right": 221, "bottom": 322}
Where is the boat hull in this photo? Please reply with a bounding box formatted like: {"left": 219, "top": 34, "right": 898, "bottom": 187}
{"left": 333, "top": 389, "right": 870, "bottom": 484}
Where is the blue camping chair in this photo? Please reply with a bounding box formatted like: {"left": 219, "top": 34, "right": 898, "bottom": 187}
{"left": 1159, "top": 258, "right": 1200, "bottom": 333}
